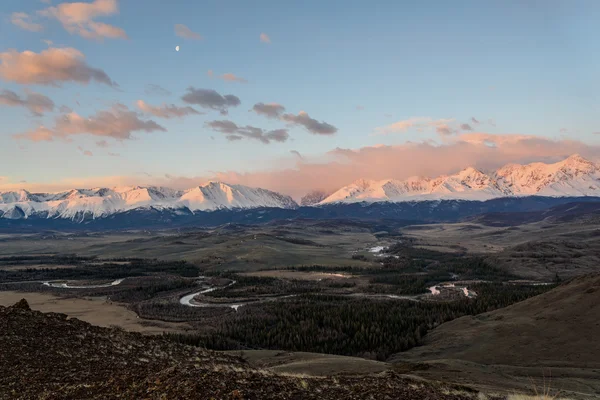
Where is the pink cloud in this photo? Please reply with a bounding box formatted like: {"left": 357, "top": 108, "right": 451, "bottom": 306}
{"left": 260, "top": 33, "right": 271, "bottom": 43}
{"left": 77, "top": 146, "right": 93, "bottom": 156}
{"left": 374, "top": 117, "right": 454, "bottom": 135}
{"left": 0, "top": 47, "right": 116, "bottom": 87}
{"left": 13, "top": 104, "right": 165, "bottom": 142}
{"left": 174, "top": 24, "right": 202, "bottom": 40}
{"left": 208, "top": 71, "right": 248, "bottom": 83}
{"left": 39, "top": 0, "right": 127, "bottom": 40}
{"left": 221, "top": 73, "right": 247, "bottom": 83}
{"left": 5, "top": 133, "right": 597, "bottom": 200}
{"left": 11, "top": 12, "right": 44, "bottom": 32}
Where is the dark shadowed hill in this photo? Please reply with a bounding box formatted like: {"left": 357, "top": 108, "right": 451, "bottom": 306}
{"left": 393, "top": 274, "right": 600, "bottom": 398}
{"left": 400, "top": 273, "right": 600, "bottom": 367}
{"left": 0, "top": 300, "right": 479, "bottom": 400}
{"left": 464, "top": 201, "right": 600, "bottom": 227}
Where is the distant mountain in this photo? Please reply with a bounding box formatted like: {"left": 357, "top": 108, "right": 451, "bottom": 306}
{"left": 1, "top": 196, "right": 599, "bottom": 231}
{"left": 0, "top": 182, "right": 297, "bottom": 221}
{"left": 464, "top": 201, "right": 600, "bottom": 227}
{"left": 300, "top": 190, "right": 331, "bottom": 206}
{"left": 2, "top": 154, "right": 599, "bottom": 225}
{"left": 320, "top": 154, "right": 600, "bottom": 204}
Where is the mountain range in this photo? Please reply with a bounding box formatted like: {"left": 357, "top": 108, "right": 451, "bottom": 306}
{"left": 1, "top": 154, "right": 599, "bottom": 222}
{"left": 320, "top": 154, "right": 600, "bottom": 204}
{"left": 0, "top": 182, "right": 297, "bottom": 221}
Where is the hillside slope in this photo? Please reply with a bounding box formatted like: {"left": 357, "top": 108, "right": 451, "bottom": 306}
{"left": 400, "top": 274, "right": 600, "bottom": 367}
{"left": 0, "top": 300, "right": 475, "bottom": 400}
{"left": 391, "top": 274, "right": 600, "bottom": 398}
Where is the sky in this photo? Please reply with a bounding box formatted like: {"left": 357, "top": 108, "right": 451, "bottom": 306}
{"left": 1, "top": 0, "right": 599, "bottom": 199}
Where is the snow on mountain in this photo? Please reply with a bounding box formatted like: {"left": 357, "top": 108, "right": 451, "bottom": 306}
{"left": 320, "top": 154, "right": 600, "bottom": 204}
{"left": 2, "top": 155, "right": 599, "bottom": 221}
{"left": 179, "top": 182, "right": 297, "bottom": 211}
{"left": 0, "top": 182, "right": 297, "bottom": 220}
{"left": 300, "top": 190, "right": 331, "bottom": 206}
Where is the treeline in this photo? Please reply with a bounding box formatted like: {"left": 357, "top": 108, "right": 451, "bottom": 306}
{"left": 108, "top": 278, "right": 198, "bottom": 303}
{"left": 165, "top": 283, "right": 554, "bottom": 361}
{"left": 202, "top": 275, "right": 324, "bottom": 298}
{"left": 0, "top": 259, "right": 199, "bottom": 283}
{"left": 0, "top": 255, "right": 96, "bottom": 265}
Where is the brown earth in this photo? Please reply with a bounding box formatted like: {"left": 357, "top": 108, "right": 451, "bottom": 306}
{"left": 393, "top": 273, "right": 600, "bottom": 398}
{"left": 0, "top": 300, "right": 486, "bottom": 400}
{"left": 0, "top": 291, "right": 190, "bottom": 334}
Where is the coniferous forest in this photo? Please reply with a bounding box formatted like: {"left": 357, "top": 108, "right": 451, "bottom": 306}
{"left": 165, "top": 282, "right": 553, "bottom": 360}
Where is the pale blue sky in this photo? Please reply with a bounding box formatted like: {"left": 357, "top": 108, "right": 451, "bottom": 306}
{"left": 0, "top": 0, "right": 599, "bottom": 191}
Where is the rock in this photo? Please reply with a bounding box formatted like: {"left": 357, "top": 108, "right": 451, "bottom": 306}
{"left": 11, "top": 299, "right": 31, "bottom": 311}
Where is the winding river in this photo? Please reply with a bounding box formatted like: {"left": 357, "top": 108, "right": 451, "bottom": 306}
{"left": 42, "top": 278, "right": 126, "bottom": 289}
{"left": 179, "top": 280, "right": 244, "bottom": 310}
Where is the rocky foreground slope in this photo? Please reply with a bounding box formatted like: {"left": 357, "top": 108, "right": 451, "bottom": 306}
{"left": 0, "top": 300, "right": 478, "bottom": 400}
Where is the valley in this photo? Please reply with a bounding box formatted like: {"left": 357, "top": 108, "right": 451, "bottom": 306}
{"left": 2, "top": 204, "right": 599, "bottom": 398}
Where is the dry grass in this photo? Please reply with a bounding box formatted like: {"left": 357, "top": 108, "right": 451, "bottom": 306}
{"left": 507, "top": 374, "right": 573, "bottom": 400}
{"left": 507, "top": 395, "right": 572, "bottom": 400}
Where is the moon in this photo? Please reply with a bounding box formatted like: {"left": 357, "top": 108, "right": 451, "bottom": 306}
{"left": 175, "top": 45, "right": 180, "bottom": 52}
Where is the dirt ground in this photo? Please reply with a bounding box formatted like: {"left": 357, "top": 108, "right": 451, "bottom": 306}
{"left": 224, "top": 350, "right": 390, "bottom": 376}
{"left": 240, "top": 270, "right": 353, "bottom": 281}
{"left": 393, "top": 274, "right": 600, "bottom": 399}
{"left": 0, "top": 264, "right": 79, "bottom": 271}
{"left": 0, "top": 291, "right": 191, "bottom": 334}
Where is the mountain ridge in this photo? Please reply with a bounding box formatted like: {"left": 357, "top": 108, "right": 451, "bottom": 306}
{"left": 320, "top": 154, "right": 600, "bottom": 204}
{"left": 0, "top": 182, "right": 298, "bottom": 220}
{"left": 1, "top": 154, "right": 599, "bottom": 221}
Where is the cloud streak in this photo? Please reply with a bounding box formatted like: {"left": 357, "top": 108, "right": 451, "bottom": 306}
{"left": 252, "top": 102, "right": 286, "bottom": 119}
{"left": 206, "top": 120, "right": 289, "bottom": 144}
{"left": 208, "top": 70, "right": 248, "bottom": 83}
{"left": 0, "top": 47, "right": 117, "bottom": 87}
{"left": 11, "top": 12, "right": 44, "bottom": 32}
{"left": 220, "top": 73, "right": 247, "bottom": 83}
{"left": 374, "top": 117, "right": 454, "bottom": 135}
{"left": 181, "top": 87, "right": 240, "bottom": 115}
{"left": 175, "top": 24, "right": 202, "bottom": 40}
{"left": 282, "top": 111, "right": 337, "bottom": 135}
{"left": 144, "top": 84, "right": 171, "bottom": 96}
{"left": 251, "top": 102, "right": 337, "bottom": 135}
{"left": 136, "top": 100, "right": 201, "bottom": 119}
{"left": 0, "top": 89, "right": 54, "bottom": 116}
{"left": 13, "top": 104, "right": 165, "bottom": 142}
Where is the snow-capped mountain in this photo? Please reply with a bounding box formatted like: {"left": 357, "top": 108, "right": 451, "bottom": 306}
{"left": 320, "top": 154, "right": 600, "bottom": 204}
{"left": 0, "top": 182, "right": 297, "bottom": 220}
{"left": 300, "top": 190, "right": 331, "bottom": 206}
{"left": 2, "top": 155, "right": 599, "bottom": 222}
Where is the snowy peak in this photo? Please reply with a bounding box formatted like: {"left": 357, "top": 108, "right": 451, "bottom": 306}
{"left": 180, "top": 182, "right": 296, "bottom": 211}
{"left": 320, "top": 155, "right": 600, "bottom": 204}
{"left": 321, "top": 178, "right": 404, "bottom": 203}
{"left": 0, "top": 182, "right": 298, "bottom": 220}
{"left": 300, "top": 190, "right": 331, "bottom": 206}
{"left": 0, "top": 190, "right": 32, "bottom": 203}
